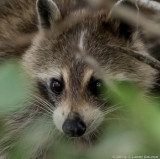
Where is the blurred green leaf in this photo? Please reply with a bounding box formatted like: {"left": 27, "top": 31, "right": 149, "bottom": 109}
{"left": 0, "top": 60, "right": 31, "bottom": 113}
{"left": 0, "top": 62, "right": 160, "bottom": 158}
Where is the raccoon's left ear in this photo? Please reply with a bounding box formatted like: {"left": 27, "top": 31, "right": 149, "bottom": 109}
{"left": 36, "top": 0, "right": 61, "bottom": 29}
{"left": 105, "top": 0, "right": 138, "bottom": 40}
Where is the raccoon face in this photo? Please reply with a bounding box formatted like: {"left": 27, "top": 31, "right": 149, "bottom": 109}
{"left": 22, "top": 0, "right": 157, "bottom": 138}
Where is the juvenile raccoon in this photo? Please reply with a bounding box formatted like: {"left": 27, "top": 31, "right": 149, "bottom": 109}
{"left": 0, "top": 0, "right": 158, "bottom": 158}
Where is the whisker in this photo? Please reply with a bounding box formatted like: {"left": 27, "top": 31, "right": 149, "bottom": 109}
{"left": 104, "top": 117, "right": 121, "bottom": 121}
{"left": 30, "top": 94, "right": 54, "bottom": 108}
{"left": 103, "top": 105, "right": 122, "bottom": 115}
{"left": 30, "top": 96, "right": 54, "bottom": 113}
{"left": 28, "top": 101, "right": 53, "bottom": 115}
{"left": 32, "top": 94, "right": 54, "bottom": 112}
{"left": 34, "top": 111, "right": 52, "bottom": 118}
{"left": 85, "top": 115, "right": 103, "bottom": 136}
{"left": 28, "top": 99, "right": 53, "bottom": 113}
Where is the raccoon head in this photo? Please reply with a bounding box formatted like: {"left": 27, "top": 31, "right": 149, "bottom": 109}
{"left": 22, "top": 0, "right": 157, "bottom": 139}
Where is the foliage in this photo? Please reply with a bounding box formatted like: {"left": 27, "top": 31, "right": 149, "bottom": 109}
{"left": 0, "top": 61, "right": 160, "bottom": 159}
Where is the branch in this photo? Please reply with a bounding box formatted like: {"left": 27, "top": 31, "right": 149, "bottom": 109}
{"left": 107, "top": 45, "right": 160, "bottom": 71}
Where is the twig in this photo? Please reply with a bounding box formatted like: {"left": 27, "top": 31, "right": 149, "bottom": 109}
{"left": 86, "top": 0, "right": 160, "bottom": 37}
{"left": 106, "top": 45, "right": 160, "bottom": 70}
{"left": 138, "top": 0, "right": 160, "bottom": 11}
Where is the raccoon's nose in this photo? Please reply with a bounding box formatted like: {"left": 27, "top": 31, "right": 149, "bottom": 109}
{"left": 62, "top": 117, "right": 86, "bottom": 137}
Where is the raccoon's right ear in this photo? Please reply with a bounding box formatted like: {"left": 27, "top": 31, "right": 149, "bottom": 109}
{"left": 104, "top": 0, "right": 138, "bottom": 40}
{"left": 36, "top": 0, "right": 61, "bottom": 29}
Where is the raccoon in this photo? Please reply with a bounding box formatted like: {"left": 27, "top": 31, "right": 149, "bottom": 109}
{"left": 0, "top": 0, "right": 159, "bottom": 158}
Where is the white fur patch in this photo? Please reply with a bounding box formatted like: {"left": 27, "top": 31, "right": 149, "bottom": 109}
{"left": 78, "top": 30, "right": 87, "bottom": 51}
{"left": 53, "top": 104, "right": 70, "bottom": 132}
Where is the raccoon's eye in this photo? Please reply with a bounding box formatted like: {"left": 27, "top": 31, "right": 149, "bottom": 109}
{"left": 88, "top": 78, "right": 103, "bottom": 96}
{"left": 50, "top": 78, "right": 63, "bottom": 94}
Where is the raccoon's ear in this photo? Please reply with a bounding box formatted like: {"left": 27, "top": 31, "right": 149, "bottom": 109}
{"left": 36, "top": 0, "right": 61, "bottom": 29}
{"left": 105, "top": 0, "right": 137, "bottom": 40}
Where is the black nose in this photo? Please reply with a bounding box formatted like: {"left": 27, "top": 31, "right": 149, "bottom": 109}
{"left": 62, "top": 116, "right": 86, "bottom": 137}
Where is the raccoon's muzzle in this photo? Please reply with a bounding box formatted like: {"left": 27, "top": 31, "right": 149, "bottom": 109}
{"left": 62, "top": 113, "right": 86, "bottom": 137}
